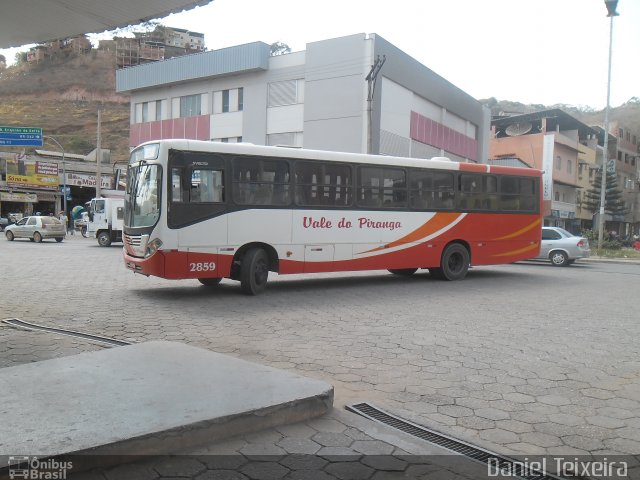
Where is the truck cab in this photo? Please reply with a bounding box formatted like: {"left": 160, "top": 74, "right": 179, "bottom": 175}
{"left": 87, "top": 195, "right": 125, "bottom": 247}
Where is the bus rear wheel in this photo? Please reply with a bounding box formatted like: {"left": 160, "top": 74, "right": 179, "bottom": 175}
{"left": 199, "top": 277, "right": 222, "bottom": 287}
{"left": 388, "top": 268, "right": 418, "bottom": 276}
{"left": 240, "top": 248, "right": 269, "bottom": 295}
{"left": 437, "top": 243, "right": 470, "bottom": 281}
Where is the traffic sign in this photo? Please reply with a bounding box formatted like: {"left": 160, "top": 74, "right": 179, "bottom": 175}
{"left": 0, "top": 126, "right": 43, "bottom": 147}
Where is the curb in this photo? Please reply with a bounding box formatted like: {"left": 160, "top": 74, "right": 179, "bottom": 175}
{"left": 582, "top": 257, "right": 640, "bottom": 265}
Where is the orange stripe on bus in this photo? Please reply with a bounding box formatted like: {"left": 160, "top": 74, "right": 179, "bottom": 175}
{"left": 362, "top": 212, "right": 464, "bottom": 254}
{"left": 493, "top": 218, "right": 541, "bottom": 240}
{"left": 492, "top": 243, "right": 539, "bottom": 257}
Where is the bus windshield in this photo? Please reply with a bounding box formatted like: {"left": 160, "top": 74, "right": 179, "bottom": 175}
{"left": 125, "top": 163, "right": 161, "bottom": 228}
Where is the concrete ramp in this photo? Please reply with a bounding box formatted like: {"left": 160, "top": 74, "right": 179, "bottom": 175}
{"left": 0, "top": 340, "right": 333, "bottom": 458}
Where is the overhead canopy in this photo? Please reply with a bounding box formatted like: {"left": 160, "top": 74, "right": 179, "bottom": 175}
{"left": 0, "top": 0, "right": 213, "bottom": 48}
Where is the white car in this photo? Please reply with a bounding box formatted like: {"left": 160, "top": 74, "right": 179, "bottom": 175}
{"left": 5, "top": 216, "right": 66, "bottom": 243}
{"left": 532, "top": 227, "right": 590, "bottom": 266}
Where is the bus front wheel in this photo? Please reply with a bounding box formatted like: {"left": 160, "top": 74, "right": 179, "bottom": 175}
{"left": 438, "top": 243, "right": 470, "bottom": 281}
{"left": 240, "top": 248, "right": 269, "bottom": 295}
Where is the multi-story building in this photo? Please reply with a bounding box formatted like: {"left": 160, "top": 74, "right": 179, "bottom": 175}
{"left": 165, "top": 27, "right": 205, "bottom": 51}
{"left": 490, "top": 109, "right": 598, "bottom": 232}
{"left": 116, "top": 26, "right": 205, "bottom": 68}
{"left": 26, "top": 36, "right": 91, "bottom": 63}
{"left": 608, "top": 121, "right": 639, "bottom": 236}
{"left": 115, "top": 33, "right": 490, "bottom": 162}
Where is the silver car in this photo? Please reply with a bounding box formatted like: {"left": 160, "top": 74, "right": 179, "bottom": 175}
{"left": 5, "top": 216, "right": 66, "bottom": 243}
{"left": 533, "top": 226, "right": 590, "bottom": 266}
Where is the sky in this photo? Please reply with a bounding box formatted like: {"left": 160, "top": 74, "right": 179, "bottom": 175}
{"left": 1, "top": 0, "right": 638, "bottom": 110}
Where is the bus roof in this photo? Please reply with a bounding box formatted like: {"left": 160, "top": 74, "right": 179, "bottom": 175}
{"left": 133, "top": 139, "right": 541, "bottom": 177}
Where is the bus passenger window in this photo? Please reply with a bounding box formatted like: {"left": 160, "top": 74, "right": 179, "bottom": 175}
{"left": 499, "top": 177, "right": 519, "bottom": 210}
{"left": 191, "top": 169, "right": 224, "bottom": 203}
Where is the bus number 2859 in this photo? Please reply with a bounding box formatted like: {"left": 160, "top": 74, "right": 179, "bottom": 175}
{"left": 190, "top": 262, "right": 216, "bottom": 272}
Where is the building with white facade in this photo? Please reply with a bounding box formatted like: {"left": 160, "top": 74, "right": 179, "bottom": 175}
{"left": 116, "top": 33, "right": 490, "bottom": 162}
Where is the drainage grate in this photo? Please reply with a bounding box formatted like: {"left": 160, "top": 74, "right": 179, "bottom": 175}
{"left": 2, "top": 318, "right": 131, "bottom": 347}
{"left": 346, "top": 402, "right": 563, "bottom": 480}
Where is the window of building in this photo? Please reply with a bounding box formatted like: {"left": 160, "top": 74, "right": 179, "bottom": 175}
{"left": 295, "top": 162, "right": 353, "bottom": 207}
{"left": 232, "top": 157, "right": 290, "bottom": 205}
{"left": 567, "top": 160, "right": 572, "bottom": 174}
{"left": 633, "top": 135, "right": 637, "bottom": 145}
{"left": 357, "top": 167, "right": 406, "bottom": 208}
{"left": 222, "top": 90, "right": 230, "bottom": 113}
{"left": 554, "top": 191, "right": 560, "bottom": 201}
{"left": 618, "top": 151, "right": 623, "bottom": 161}
{"left": 141, "top": 102, "right": 149, "bottom": 123}
{"left": 618, "top": 128, "right": 624, "bottom": 138}
{"left": 626, "top": 131, "right": 630, "bottom": 142}
{"left": 555, "top": 156, "right": 562, "bottom": 170}
{"left": 180, "top": 94, "right": 201, "bottom": 117}
{"left": 155, "top": 100, "right": 162, "bottom": 121}
{"left": 238, "top": 87, "right": 244, "bottom": 112}
{"left": 268, "top": 79, "right": 304, "bottom": 107}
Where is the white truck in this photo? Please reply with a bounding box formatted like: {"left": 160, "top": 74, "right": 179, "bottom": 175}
{"left": 86, "top": 191, "right": 125, "bottom": 247}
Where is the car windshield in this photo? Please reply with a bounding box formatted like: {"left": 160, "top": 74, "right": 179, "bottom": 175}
{"left": 125, "top": 163, "right": 161, "bottom": 228}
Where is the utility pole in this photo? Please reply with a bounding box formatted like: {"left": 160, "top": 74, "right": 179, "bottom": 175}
{"left": 96, "top": 109, "right": 102, "bottom": 198}
{"left": 598, "top": 0, "right": 619, "bottom": 249}
{"left": 44, "top": 136, "right": 66, "bottom": 216}
{"left": 365, "top": 55, "right": 386, "bottom": 154}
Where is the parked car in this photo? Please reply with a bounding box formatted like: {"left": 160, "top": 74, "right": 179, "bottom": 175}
{"left": 531, "top": 227, "right": 590, "bottom": 266}
{"left": 4, "top": 216, "right": 66, "bottom": 243}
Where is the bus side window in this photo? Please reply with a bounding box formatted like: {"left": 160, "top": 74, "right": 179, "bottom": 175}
{"left": 191, "top": 169, "right": 224, "bottom": 203}
{"left": 499, "top": 177, "right": 520, "bottom": 210}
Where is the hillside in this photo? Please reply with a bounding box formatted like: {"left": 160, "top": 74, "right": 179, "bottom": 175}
{"left": 0, "top": 50, "right": 130, "bottom": 162}
{"left": 482, "top": 97, "right": 640, "bottom": 133}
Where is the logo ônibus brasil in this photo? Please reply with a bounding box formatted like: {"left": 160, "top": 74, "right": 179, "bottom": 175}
{"left": 8, "top": 456, "right": 72, "bottom": 479}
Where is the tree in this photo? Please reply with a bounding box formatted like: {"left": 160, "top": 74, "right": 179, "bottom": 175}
{"left": 582, "top": 169, "right": 628, "bottom": 216}
{"left": 270, "top": 42, "right": 291, "bottom": 56}
{"left": 15, "top": 51, "right": 27, "bottom": 64}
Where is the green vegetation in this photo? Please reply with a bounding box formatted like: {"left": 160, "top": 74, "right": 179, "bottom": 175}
{"left": 592, "top": 248, "right": 640, "bottom": 259}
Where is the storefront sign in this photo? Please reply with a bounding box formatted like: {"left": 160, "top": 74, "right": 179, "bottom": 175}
{"left": 37, "top": 192, "right": 57, "bottom": 201}
{"left": 0, "top": 192, "right": 38, "bottom": 203}
{"left": 66, "top": 173, "right": 112, "bottom": 189}
{"left": 5, "top": 155, "right": 58, "bottom": 190}
{"left": 36, "top": 161, "right": 59, "bottom": 175}
{"left": 6, "top": 173, "right": 59, "bottom": 190}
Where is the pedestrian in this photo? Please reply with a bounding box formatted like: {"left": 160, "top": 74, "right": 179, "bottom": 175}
{"left": 59, "top": 211, "right": 72, "bottom": 235}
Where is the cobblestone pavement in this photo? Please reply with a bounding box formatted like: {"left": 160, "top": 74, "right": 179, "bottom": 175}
{"left": 2, "top": 235, "right": 640, "bottom": 465}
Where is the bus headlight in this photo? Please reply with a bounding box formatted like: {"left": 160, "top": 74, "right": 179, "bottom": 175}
{"left": 145, "top": 238, "right": 163, "bottom": 258}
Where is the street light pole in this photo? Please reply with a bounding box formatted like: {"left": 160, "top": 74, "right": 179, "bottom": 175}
{"left": 598, "top": 0, "right": 619, "bottom": 249}
{"left": 44, "top": 135, "right": 66, "bottom": 216}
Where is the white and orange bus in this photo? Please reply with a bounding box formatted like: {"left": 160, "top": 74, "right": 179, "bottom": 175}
{"left": 123, "top": 140, "right": 542, "bottom": 294}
